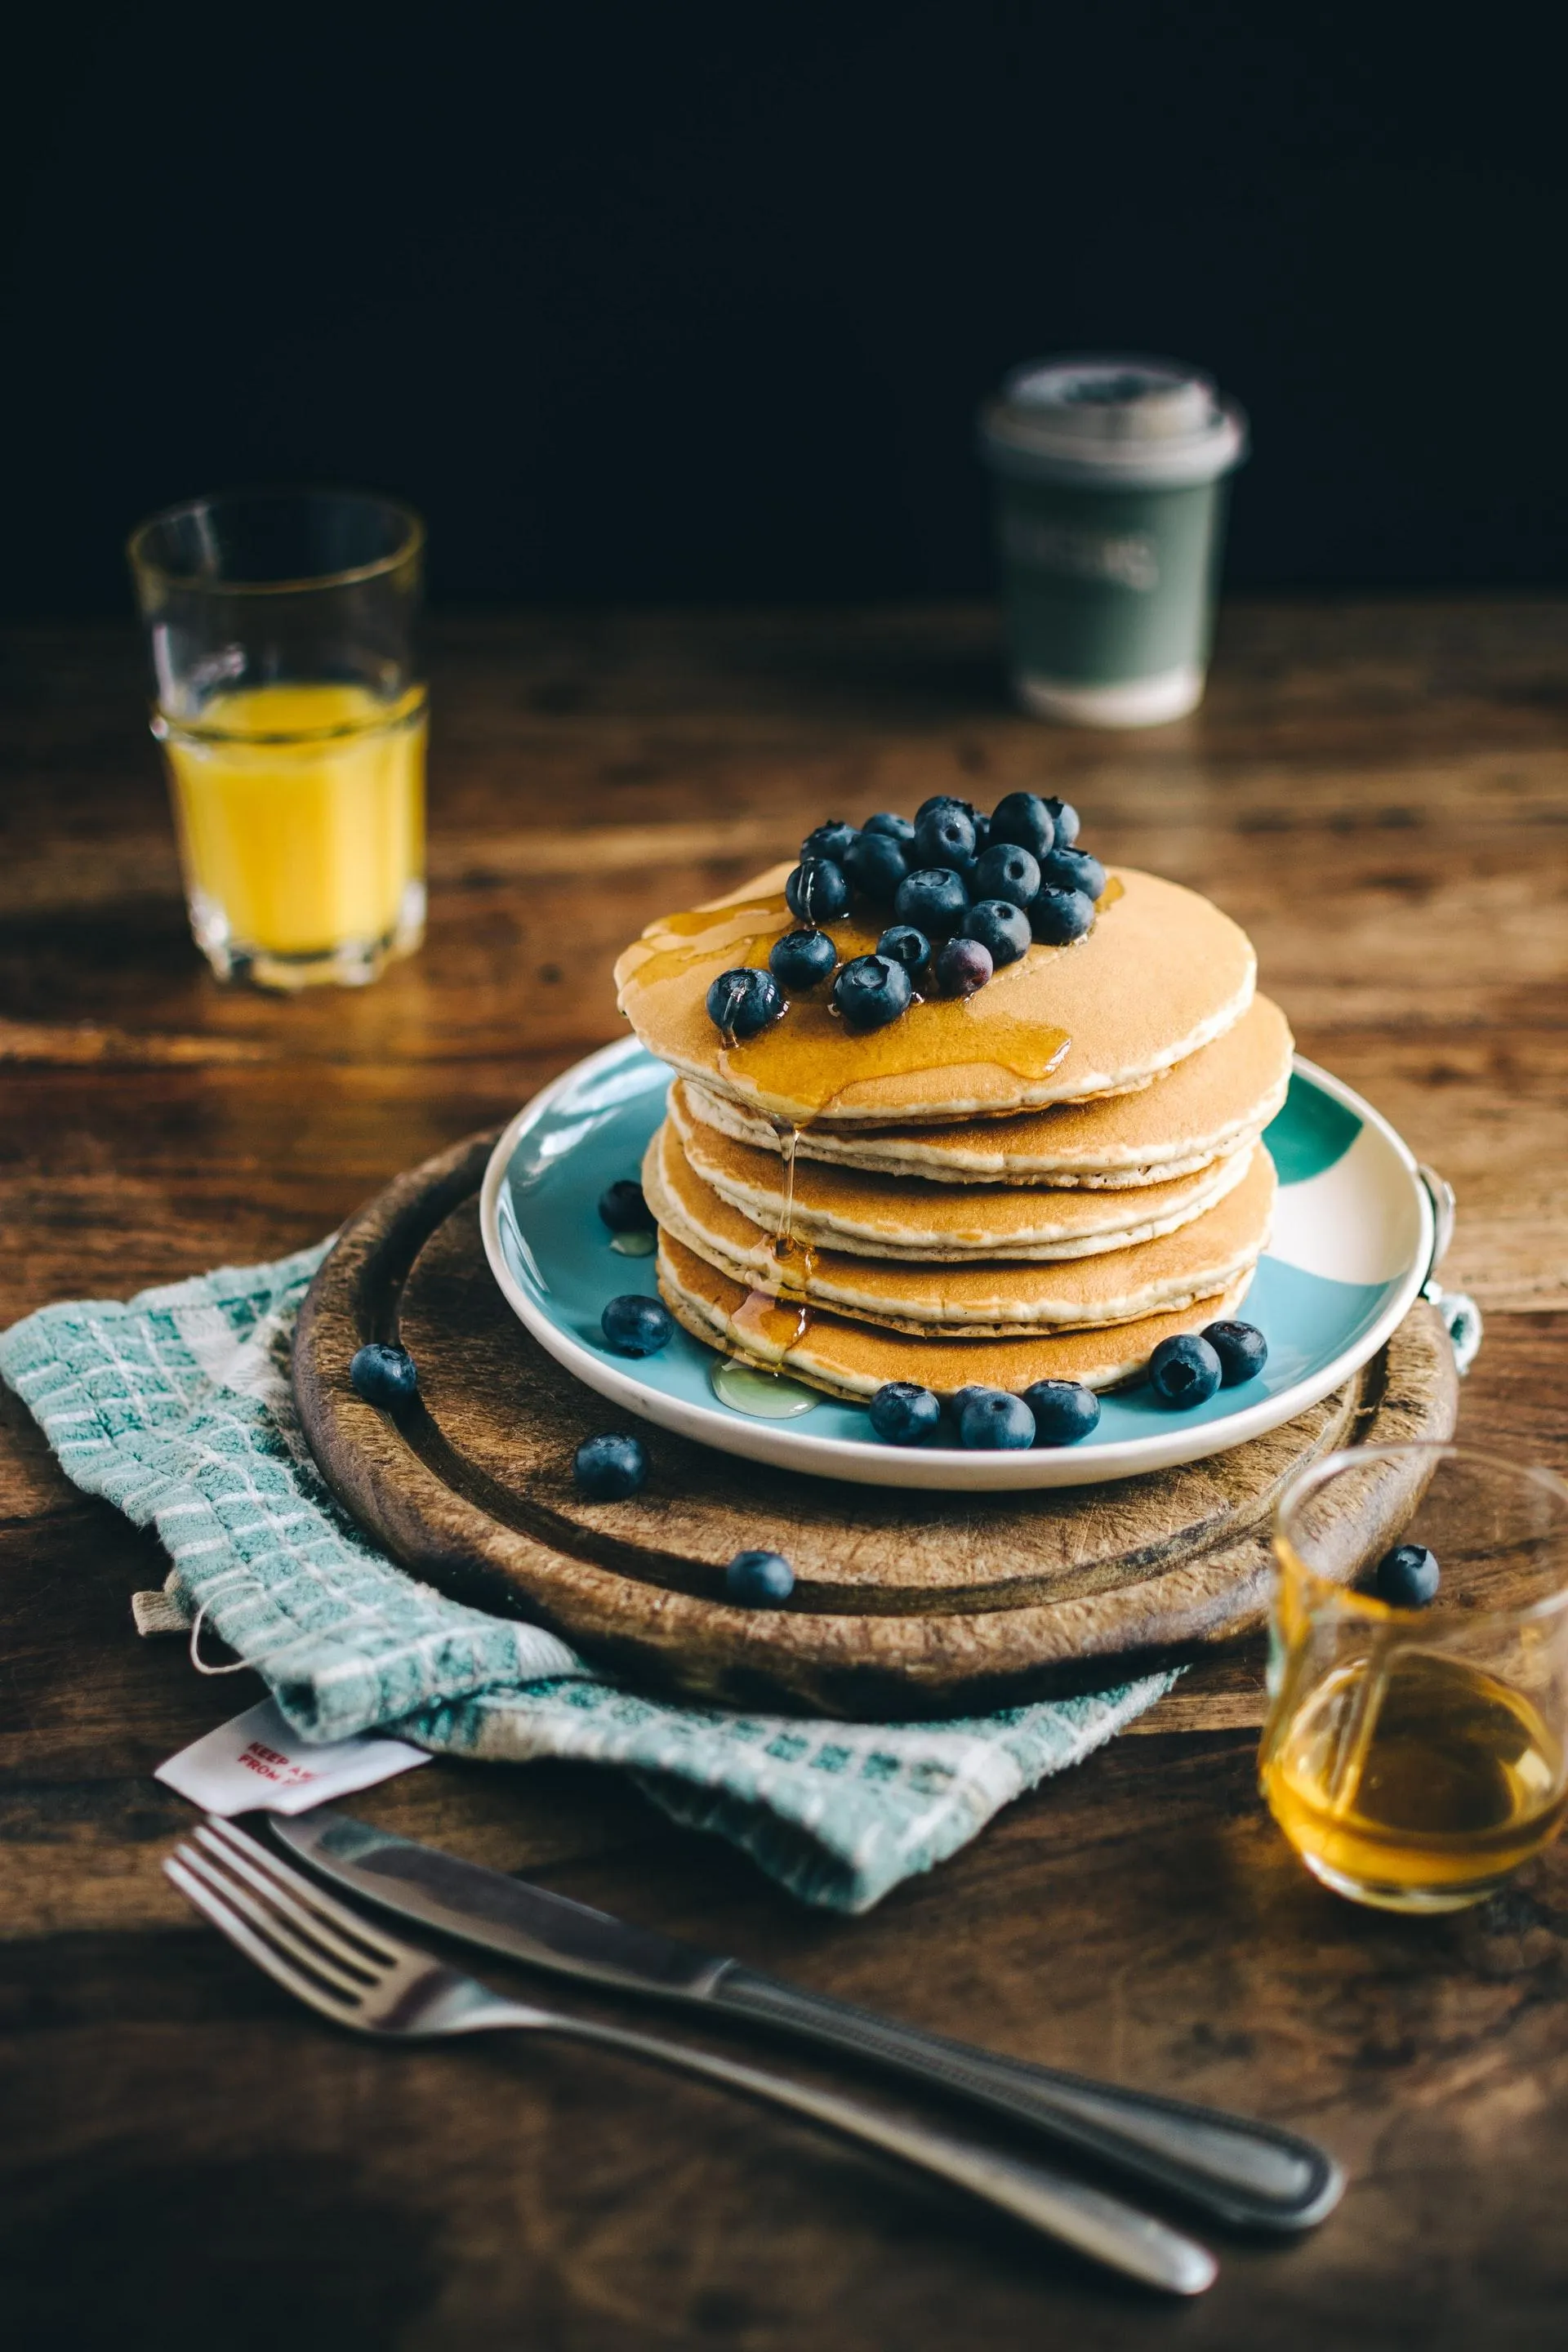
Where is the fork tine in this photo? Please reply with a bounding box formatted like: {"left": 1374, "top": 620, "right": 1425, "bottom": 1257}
{"left": 174, "top": 1842, "right": 377, "bottom": 2002}
{"left": 194, "top": 1820, "right": 396, "bottom": 1975}
{"left": 165, "top": 1853, "right": 368, "bottom": 2028}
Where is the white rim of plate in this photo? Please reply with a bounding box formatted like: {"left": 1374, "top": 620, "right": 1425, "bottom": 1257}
{"left": 478, "top": 1040, "right": 1434, "bottom": 1490}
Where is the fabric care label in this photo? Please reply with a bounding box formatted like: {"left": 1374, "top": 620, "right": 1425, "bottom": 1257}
{"left": 156, "top": 1697, "right": 431, "bottom": 1816}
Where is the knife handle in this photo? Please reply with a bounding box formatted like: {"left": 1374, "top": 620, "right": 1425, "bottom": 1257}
{"left": 710, "top": 1966, "right": 1342, "bottom": 2233}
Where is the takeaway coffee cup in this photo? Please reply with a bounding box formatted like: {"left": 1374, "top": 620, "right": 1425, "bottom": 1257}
{"left": 978, "top": 354, "right": 1248, "bottom": 728}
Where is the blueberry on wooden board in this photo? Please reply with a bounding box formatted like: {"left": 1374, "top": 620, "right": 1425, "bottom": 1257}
{"left": 725, "top": 1548, "right": 795, "bottom": 1604}
{"left": 1375, "top": 1543, "right": 1441, "bottom": 1607}
{"left": 349, "top": 1343, "right": 418, "bottom": 1405}
{"left": 573, "top": 1433, "right": 648, "bottom": 1500}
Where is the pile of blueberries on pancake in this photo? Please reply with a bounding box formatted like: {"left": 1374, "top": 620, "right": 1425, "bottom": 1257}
{"left": 706, "top": 790, "right": 1106, "bottom": 1042}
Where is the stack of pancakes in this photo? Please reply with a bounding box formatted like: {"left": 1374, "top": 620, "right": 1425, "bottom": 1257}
{"left": 613, "top": 861, "right": 1291, "bottom": 1404}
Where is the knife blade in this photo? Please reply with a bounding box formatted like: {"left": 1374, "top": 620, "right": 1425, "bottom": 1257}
{"left": 270, "top": 1806, "right": 1343, "bottom": 2234}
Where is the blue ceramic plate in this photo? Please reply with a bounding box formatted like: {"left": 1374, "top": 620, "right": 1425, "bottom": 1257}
{"left": 479, "top": 1040, "right": 1434, "bottom": 1490}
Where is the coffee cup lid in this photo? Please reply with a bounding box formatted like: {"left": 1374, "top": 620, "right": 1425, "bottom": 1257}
{"left": 980, "top": 354, "right": 1248, "bottom": 488}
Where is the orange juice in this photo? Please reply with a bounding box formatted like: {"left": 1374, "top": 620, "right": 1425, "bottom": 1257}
{"left": 158, "top": 681, "right": 426, "bottom": 977}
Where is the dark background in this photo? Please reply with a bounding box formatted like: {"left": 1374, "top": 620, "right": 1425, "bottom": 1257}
{"left": 6, "top": 1, "right": 1565, "bottom": 620}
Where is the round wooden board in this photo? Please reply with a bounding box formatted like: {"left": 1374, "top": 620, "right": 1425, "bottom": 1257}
{"left": 292, "top": 1130, "right": 1459, "bottom": 1718}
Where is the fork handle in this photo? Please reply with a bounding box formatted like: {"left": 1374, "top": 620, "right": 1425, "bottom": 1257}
{"left": 512, "top": 2009, "right": 1214, "bottom": 2295}
{"left": 708, "top": 1966, "right": 1342, "bottom": 2232}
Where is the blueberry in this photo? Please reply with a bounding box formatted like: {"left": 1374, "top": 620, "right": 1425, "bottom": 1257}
{"left": 843, "top": 831, "right": 910, "bottom": 902}
{"left": 869, "top": 1380, "right": 942, "bottom": 1445}
{"left": 706, "top": 966, "right": 784, "bottom": 1039}
{"left": 933, "top": 936, "right": 993, "bottom": 998}
{"left": 1023, "top": 1379, "right": 1102, "bottom": 1446}
{"left": 893, "top": 867, "right": 970, "bottom": 939}
{"left": 1203, "top": 1320, "right": 1268, "bottom": 1386}
{"left": 597, "top": 1178, "right": 656, "bottom": 1236}
{"left": 1038, "top": 847, "right": 1107, "bottom": 902}
{"left": 989, "top": 791, "right": 1056, "bottom": 861}
{"left": 601, "top": 1294, "right": 675, "bottom": 1356}
{"left": 972, "top": 843, "right": 1040, "bottom": 909}
{"left": 1374, "top": 1542, "right": 1441, "bottom": 1608}
{"left": 769, "top": 929, "right": 839, "bottom": 990}
{"left": 877, "top": 923, "right": 930, "bottom": 975}
{"left": 947, "top": 1383, "right": 998, "bottom": 1432}
{"left": 959, "top": 898, "right": 1031, "bottom": 967}
{"left": 1147, "top": 1334, "right": 1223, "bottom": 1407}
{"left": 573, "top": 1432, "right": 648, "bottom": 1500}
{"left": 913, "top": 800, "right": 978, "bottom": 871}
{"left": 863, "top": 811, "right": 915, "bottom": 844}
{"left": 958, "top": 1390, "right": 1037, "bottom": 1450}
{"left": 1043, "top": 795, "right": 1080, "bottom": 847}
{"left": 801, "top": 820, "right": 859, "bottom": 864}
{"left": 725, "top": 1548, "right": 795, "bottom": 1605}
{"left": 971, "top": 813, "right": 991, "bottom": 854}
{"left": 785, "top": 858, "right": 850, "bottom": 925}
{"left": 1029, "top": 887, "right": 1096, "bottom": 947}
{"left": 832, "top": 952, "right": 911, "bottom": 1031}
{"left": 350, "top": 1343, "right": 419, "bottom": 1405}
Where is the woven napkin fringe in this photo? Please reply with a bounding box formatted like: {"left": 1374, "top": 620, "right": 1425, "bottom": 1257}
{"left": 1, "top": 1243, "right": 1173, "bottom": 1912}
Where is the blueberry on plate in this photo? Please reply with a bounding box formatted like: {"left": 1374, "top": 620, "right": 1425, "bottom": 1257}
{"left": 785, "top": 857, "right": 850, "bottom": 925}
{"left": 600, "top": 1294, "right": 675, "bottom": 1356}
{"left": 350, "top": 1342, "right": 419, "bottom": 1405}
{"left": 801, "top": 820, "right": 859, "bottom": 864}
{"left": 913, "top": 799, "right": 977, "bottom": 868}
{"left": 1028, "top": 886, "right": 1096, "bottom": 947}
{"left": 1023, "top": 1379, "right": 1102, "bottom": 1446}
{"left": 869, "top": 1380, "right": 942, "bottom": 1445}
{"left": 1147, "top": 1333, "right": 1223, "bottom": 1407}
{"left": 893, "top": 866, "right": 970, "bottom": 939}
{"left": 959, "top": 898, "right": 1031, "bottom": 967}
{"left": 706, "top": 966, "right": 784, "bottom": 1039}
{"left": 863, "top": 810, "right": 915, "bottom": 844}
{"left": 597, "top": 1178, "right": 656, "bottom": 1236}
{"left": 769, "top": 928, "right": 839, "bottom": 990}
{"left": 1042, "top": 795, "right": 1080, "bottom": 847}
{"left": 844, "top": 830, "right": 910, "bottom": 902}
{"left": 877, "top": 923, "right": 930, "bottom": 974}
{"left": 972, "top": 843, "right": 1040, "bottom": 909}
{"left": 958, "top": 1390, "right": 1037, "bottom": 1450}
{"left": 832, "top": 952, "right": 911, "bottom": 1031}
{"left": 725, "top": 1548, "right": 795, "bottom": 1605}
{"left": 1203, "top": 1319, "right": 1268, "bottom": 1386}
{"left": 933, "top": 936, "right": 992, "bottom": 998}
{"left": 988, "top": 791, "right": 1056, "bottom": 861}
{"left": 1374, "top": 1542, "right": 1441, "bottom": 1608}
{"left": 573, "top": 1432, "right": 648, "bottom": 1500}
{"left": 1038, "top": 846, "right": 1106, "bottom": 902}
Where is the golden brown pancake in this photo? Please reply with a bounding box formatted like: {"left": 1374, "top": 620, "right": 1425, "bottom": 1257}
{"left": 679, "top": 993, "right": 1294, "bottom": 1187}
{"left": 658, "top": 1232, "right": 1254, "bottom": 1401}
{"left": 615, "top": 862, "right": 1256, "bottom": 1126}
{"left": 667, "top": 1077, "right": 1253, "bottom": 1261}
{"left": 644, "top": 1119, "right": 1275, "bottom": 1338}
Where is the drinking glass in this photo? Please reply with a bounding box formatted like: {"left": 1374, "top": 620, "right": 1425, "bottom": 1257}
{"left": 1261, "top": 1446, "right": 1568, "bottom": 1912}
{"left": 128, "top": 488, "right": 427, "bottom": 990}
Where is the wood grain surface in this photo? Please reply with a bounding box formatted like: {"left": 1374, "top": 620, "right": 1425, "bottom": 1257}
{"left": 292, "top": 1132, "right": 1457, "bottom": 1714}
{"left": 2, "top": 602, "right": 1567, "bottom": 2351}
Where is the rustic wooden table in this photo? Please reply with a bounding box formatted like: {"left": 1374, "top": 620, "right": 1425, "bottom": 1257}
{"left": 3, "top": 603, "right": 1566, "bottom": 2350}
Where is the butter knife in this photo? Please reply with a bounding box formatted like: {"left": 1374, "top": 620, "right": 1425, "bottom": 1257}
{"left": 272, "top": 1806, "right": 1343, "bottom": 2232}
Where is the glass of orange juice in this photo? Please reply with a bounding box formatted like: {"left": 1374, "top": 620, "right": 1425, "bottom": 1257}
{"left": 128, "top": 488, "right": 427, "bottom": 990}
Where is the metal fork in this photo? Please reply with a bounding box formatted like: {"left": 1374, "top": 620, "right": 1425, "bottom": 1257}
{"left": 165, "top": 1819, "right": 1215, "bottom": 2296}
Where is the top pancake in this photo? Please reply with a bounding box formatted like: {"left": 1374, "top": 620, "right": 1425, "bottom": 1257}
{"left": 614, "top": 862, "right": 1256, "bottom": 1127}
{"left": 680, "top": 994, "right": 1294, "bottom": 1187}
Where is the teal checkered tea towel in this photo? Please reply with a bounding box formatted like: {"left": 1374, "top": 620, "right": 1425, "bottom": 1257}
{"left": 0, "top": 1244, "right": 1173, "bottom": 1912}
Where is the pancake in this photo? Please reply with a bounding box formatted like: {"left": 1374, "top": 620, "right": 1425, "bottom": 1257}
{"left": 644, "top": 1120, "right": 1275, "bottom": 1338}
{"left": 678, "top": 995, "right": 1294, "bottom": 1186}
{"left": 668, "top": 1077, "right": 1253, "bottom": 1261}
{"left": 615, "top": 862, "right": 1256, "bottom": 1127}
{"left": 658, "top": 1232, "right": 1256, "bottom": 1401}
